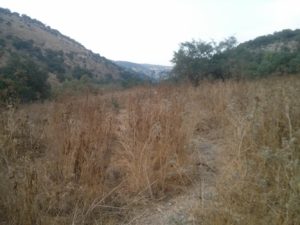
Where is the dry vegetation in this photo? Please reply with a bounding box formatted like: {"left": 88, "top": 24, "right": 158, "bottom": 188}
{"left": 193, "top": 77, "right": 300, "bottom": 225}
{"left": 0, "top": 76, "right": 300, "bottom": 225}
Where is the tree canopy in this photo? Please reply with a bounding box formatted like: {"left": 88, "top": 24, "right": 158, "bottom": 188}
{"left": 171, "top": 37, "right": 237, "bottom": 85}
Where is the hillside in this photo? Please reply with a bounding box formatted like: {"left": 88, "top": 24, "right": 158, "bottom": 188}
{"left": 115, "top": 61, "right": 172, "bottom": 81}
{"left": 172, "top": 29, "right": 300, "bottom": 84}
{"left": 0, "top": 7, "right": 143, "bottom": 101}
{"left": 242, "top": 29, "right": 300, "bottom": 51}
{"left": 233, "top": 29, "right": 300, "bottom": 76}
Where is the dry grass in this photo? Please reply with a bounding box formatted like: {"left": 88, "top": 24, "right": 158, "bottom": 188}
{"left": 193, "top": 77, "right": 300, "bottom": 225}
{"left": 0, "top": 85, "right": 189, "bottom": 225}
{"left": 1, "top": 76, "right": 300, "bottom": 225}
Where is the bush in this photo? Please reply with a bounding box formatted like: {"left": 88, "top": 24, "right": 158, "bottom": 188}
{"left": 12, "top": 37, "right": 34, "bottom": 51}
{"left": 0, "top": 54, "right": 50, "bottom": 102}
{"left": 72, "top": 66, "right": 93, "bottom": 80}
{"left": 44, "top": 49, "right": 66, "bottom": 74}
{"left": 0, "top": 38, "right": 6, "bottom": 47}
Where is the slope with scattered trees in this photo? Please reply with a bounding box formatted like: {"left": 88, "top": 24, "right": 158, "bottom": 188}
{"left": 172, "top": 29, "right": 300, "bottom": 85}
{"left": 0, "top": 7, "right": 144, "bottom": 102}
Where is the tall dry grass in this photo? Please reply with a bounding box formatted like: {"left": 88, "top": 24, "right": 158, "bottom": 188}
{"left": 1, "top": 77, "right": 299, "bottom": 225}
{"left": 194, "top": 77, "right": 300, "bottom": 225}
{"left": 0, "top": 85, "right": 189, "bottom": 224}
{"left": 114, "top": 88, "right": 188, "bottom": 198}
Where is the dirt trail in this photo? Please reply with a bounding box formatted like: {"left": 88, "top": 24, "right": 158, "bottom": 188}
{"left": 127, "top": 136, "right": 220, "bottom": 225}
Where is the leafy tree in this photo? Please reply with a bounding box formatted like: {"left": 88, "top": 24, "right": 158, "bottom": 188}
{"left": 172, "top": 37, "right": 237, "bottom": 85}
{"left": 215, "top": 36, "right": 237, "bottom": 53}
{"left": 211, "top": 36, "right": 238, "bottom": 80}
{"left": 171, "top": 40, "right": 215, "bottom": 85}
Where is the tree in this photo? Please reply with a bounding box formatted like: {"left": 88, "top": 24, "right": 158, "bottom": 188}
{"left": 215, "top": 36, "right": 237, "bottom": 53}
{"left": 172, "top": 30, "right": 300, "bottom": 83}
{"left": 212, "top": 36, "right": 238, "bottom": 80}
{"left": 171, "top": 40, "right": 215, "bottom": 85}
{"left": 171, "top": 37, "right": 237, "bottom": 85}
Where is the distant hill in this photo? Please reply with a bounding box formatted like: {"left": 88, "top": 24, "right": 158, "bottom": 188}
{"left": 0, "top": 7, "right": 143, "bottom": 101}
{"left": 115, "top": 61, "right": 172, "bottom": 81}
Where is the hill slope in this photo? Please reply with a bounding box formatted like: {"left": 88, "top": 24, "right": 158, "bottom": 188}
{"left": 0, "top": 8, "right": 141, "bottom": 93}
{"left": 231, "top": 29, "right": 300, "bottom": 77}
{"left": 172, "top": 29, "right": 300, "bottom": 84}
{"left": 242, "top": 29, "right": 300, "bottom": 51}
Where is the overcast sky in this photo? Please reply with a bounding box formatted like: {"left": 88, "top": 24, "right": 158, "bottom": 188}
{"left": 1, "top": 0, "right": 300, "bottom": 65}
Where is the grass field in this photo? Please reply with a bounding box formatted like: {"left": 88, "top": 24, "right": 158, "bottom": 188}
{"left": 0, "top": 76, "right": 299, "bottom": 225}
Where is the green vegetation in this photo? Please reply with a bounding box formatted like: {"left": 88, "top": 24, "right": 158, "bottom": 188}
{"left": 0, "top": 33, "right": 146, "bottom": 97}
{"left": 0, "top": 38, "right": 6, "bottom": 47}
{"left": 72, "top": 66, "right": 92, "bottom": 80}
{"left": 120, "top": 70, "right": 146, "bottom": 88}
{"left": 44, "top": 49, "right": 66, "bottom": 75}
{"left": 12, "top": 37, "right": 34, "bottom": 50}
{"left": 0, "top": 54, "right": 50, "bottom": 103}
{"left": 10, "top": 36, "right": 66, "bottom": 77}
{"left": 172, "top": 37, "right": 237, "bottom": 84}
{"left": 172, "top": 29, "right": 300, "bottom": 85}
{"left": 0, "top": 7, "right": 146, "bottom": 102}
{"left": 0, "top": 34, "right": 146, "bottom": 97}
{"left": 1, "top": 5, "right": 299, "bottom": 104}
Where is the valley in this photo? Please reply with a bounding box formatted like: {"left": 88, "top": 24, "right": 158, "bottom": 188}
{"left": 0, "top": 6, "right": 300, "bottom": 225}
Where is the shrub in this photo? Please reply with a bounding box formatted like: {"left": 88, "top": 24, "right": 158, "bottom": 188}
{"left": 0, "top": 54, "right": 50, "bottom": 102}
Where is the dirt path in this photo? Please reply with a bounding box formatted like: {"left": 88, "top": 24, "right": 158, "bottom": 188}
{"left": 126, "top": 136, "right": 220, "bottom": 225}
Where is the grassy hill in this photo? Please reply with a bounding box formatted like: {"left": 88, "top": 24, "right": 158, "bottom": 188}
{"left": 0, "top": 7, "right": 143, "bottom": 102}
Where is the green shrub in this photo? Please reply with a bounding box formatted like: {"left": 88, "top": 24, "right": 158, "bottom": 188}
{"left": 0, "top": 54, "right": 50, "bottom": 102}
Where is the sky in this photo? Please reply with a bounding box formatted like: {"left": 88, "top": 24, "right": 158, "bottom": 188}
{"left": 1, "top": 0, "right": 300, "bottom": 65}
